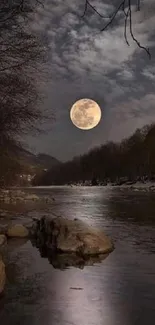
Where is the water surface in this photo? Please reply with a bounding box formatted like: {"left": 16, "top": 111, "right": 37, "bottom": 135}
{"left": 0, "top": 186, "right": 155, "bottom": 325}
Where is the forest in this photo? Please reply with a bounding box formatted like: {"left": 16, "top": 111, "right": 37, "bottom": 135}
{"left": 33, "top": 123, "right": 155, "bottom": 186}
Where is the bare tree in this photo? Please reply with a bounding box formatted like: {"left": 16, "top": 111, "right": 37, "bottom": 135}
{"left": 0, "top": 136, "right": 23, "bottom": 187}
{"left": 0, "top": 1, "right": 51, "bottom": 187}
{"left": 82, "top": 0, "right": 151, "bottom": 59}
{"left": 0, "top": 1, "right": 49, "bottom": 133}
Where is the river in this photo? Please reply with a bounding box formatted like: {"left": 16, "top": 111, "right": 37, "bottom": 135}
{"left": 0, "top": 186, "right": 155, "bottom": 325}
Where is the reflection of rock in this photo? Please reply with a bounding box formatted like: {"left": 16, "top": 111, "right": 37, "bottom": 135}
{"left": 31, "top": 216, "right": 114, "bottom": 269}
{"left": 0, "top": 255, "right": 5, "bottom": 294}
{"left": 7, "top": 224, "right": 29, "bottom": 238}
{"left": 7, "top": 238, "right": 28, "bottom": 251}
{"left": 39, "top": 248, "right": 109, "bottom": 270}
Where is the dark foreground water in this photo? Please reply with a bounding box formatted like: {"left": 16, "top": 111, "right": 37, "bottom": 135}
{"left": 0, "top": 186, "right": 155, "bottom": 325}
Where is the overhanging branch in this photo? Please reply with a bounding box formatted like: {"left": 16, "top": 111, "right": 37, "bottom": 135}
{"left": 82, "top": 0, "right": 151, "bottom": 59}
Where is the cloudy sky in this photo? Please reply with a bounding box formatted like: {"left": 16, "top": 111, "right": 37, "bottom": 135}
{"left": 27, "top": 0, "right": 155, "bottom": 161}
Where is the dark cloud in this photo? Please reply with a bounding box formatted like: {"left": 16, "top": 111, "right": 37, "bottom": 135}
{"left": 27, "top": 0, "right": 155, "bottom": 161}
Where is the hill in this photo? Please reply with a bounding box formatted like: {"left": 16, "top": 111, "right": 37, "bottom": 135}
{"left": 36, "top": 153, "right": 60, "bottom": 169}
{"left": 14, "top": 148, "right": 61, "bottom": 186}
{"left": 18, "top": 149, "right": 60, "bottom": 171}
{"left": 34, "top": 123, "right": 155, "bottom": 186}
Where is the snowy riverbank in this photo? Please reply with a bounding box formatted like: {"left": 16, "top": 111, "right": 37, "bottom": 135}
{"left": 112, "top": 181, "right": 155, "bottom": 192}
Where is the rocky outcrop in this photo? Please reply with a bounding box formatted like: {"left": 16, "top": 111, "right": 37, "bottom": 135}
{"left": 0, "top": 255, "right": 5, "bottom": 295}
{"left": 7, "top": 224, "right": 29, "bottom": 238}
{"left": 31, "top": 216, "right": 114, "bottom": 258}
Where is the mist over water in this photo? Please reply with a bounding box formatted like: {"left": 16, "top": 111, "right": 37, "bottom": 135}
{"left": 0, "top": 186, "right": 155, "bottom": 325}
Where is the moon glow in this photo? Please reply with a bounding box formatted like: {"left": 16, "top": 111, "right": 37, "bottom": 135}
{"left": 70, "top": 98, "right": 102, "bottom": 130}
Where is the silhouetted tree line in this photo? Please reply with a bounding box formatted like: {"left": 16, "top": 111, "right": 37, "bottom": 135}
{"left": 33, "top": 123, "right": 155, "bottom": 186}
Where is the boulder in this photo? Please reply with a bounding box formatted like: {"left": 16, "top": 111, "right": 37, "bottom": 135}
{"left": 0, "top": 235, "right": 7, "bottom": 247}
{"left": 0, "top": 255, "right": 6, "bottom": 294}
{"left": 32, "top": 216, "right": 114, "bottom": 257}
{"left": 7, "top": 224, "right": 29, "bottom": 238}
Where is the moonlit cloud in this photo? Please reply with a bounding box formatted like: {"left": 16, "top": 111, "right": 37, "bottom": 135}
{"left": 27, "top": 0, "right": 155, "bottom": 161}
{"left": 142, "top": 66, "right": 155, "bottom": 80}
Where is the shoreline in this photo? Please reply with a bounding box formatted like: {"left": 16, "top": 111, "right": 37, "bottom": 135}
{"left": 2, "top": 182, "right": 155, "bottom": 192}
{"left": 111, "top": 181, "right": 155, "bottom": 189}
{"left": 10, "top": 181, "right": 155, "bottom": 189}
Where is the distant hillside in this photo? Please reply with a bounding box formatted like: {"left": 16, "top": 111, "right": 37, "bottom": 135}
{"left": 36, "top": 153, "right": 60, "bottom": 169}
{"left": 34, "top": 123, "right": 155, "bottom": 186}
{"left": 18, "top": 148, "right": 61, "bottom": 174}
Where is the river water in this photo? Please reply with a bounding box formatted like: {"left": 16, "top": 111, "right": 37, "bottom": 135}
{"left": 0, "top": 186, "right": 155, "bottom": 325}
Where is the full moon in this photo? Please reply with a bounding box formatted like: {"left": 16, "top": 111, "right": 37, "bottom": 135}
{"left": 70, "top": 98, "right": 102, "bottom": 130}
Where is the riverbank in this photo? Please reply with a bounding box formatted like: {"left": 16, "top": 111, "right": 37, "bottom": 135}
{"left": 30, "top": 181, "right": 155, "bottom": 192}
{"left": 112, "top": 181, "right": 155, "bottom": 192}
{"left": 0, "top": 188, "right": 57, "bottom": 206}
{"left": 0, "top": 189, "right": 40, "bottom": 203}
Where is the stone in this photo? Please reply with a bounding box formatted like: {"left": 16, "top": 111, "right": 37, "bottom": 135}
{"left": 0, "top": 235, "right": 7, "bottom": 247}
{"left": 32, "top": 216, "right": 114, "bottom": 257}
{"left": 0, "top": 255, "right": 6, "bottom": 294}
{"left": 7, "top": 224, "right": 29, "bottom": 238}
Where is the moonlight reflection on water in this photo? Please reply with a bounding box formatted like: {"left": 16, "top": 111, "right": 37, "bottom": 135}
{"left": 0, "top": 186, "right": 155, "bottom": 325}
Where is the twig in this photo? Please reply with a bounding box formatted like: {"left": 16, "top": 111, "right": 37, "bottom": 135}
{"left": 81, "top": 0, "right": 88, "bottom": 18}
{"left": 81, "top": 0, "right": 151, "bottom": 59}
{"left": 101, "top": 1, "right": 124, "bottom": 31}
{"left": 128, "top": 0, "right": 151, "bottom": 59}
{"left": 124, "top": 7, "right": 130, "bottom": 46}
{"left": 81, "top": 0, "right": 111, "bottom": 19}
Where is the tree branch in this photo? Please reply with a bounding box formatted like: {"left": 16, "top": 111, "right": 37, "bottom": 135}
{"left": 128, "top": 0, "right": 151, "bottom": 59}
{"left": 124, "top": 7, "right": 130, "bottom": 46}
{"left": 82, "top": 0, "right": 111, "bottom": 19}
{"left": 81, "top": 0, "right": 151, "bottom": 59}
{"left": 100, "top": 1, "right": 124, "bottom": 31}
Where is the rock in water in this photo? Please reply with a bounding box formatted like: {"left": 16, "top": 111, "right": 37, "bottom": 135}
{"left": 7, "top": 224, "right": 29, "bottom": 238}
{"left": 0, "top": 256, "right": 6, "bottom": 294}
{"left": 32, "top": 216, "right": 114, "bottom": 256}
{"left": 0, "top": 235, "right": 7, "bottom": 247}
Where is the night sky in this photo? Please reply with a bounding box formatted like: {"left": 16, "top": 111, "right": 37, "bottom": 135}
{"left": 26, "top": 0, "right": 155, "bottom": 161}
